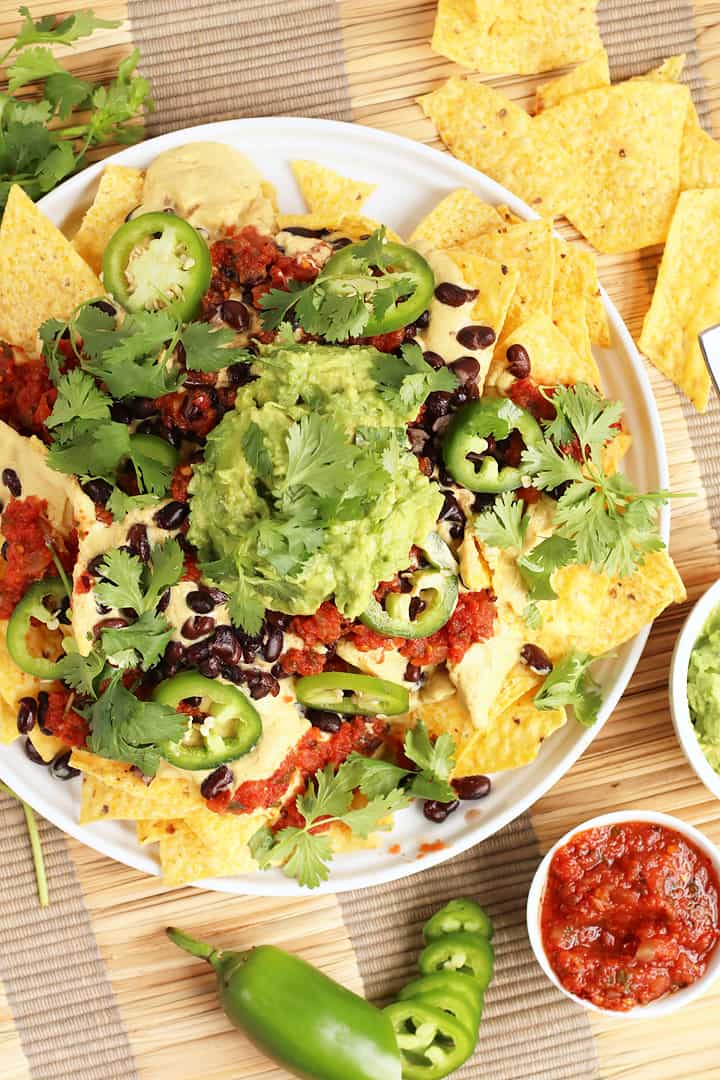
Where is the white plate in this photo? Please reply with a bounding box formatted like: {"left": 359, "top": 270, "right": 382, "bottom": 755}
{"left": 0, "top": 117, "right": 670, "bottom": 895}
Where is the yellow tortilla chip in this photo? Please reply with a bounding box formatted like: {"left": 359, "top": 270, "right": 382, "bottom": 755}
{"left": 27, "top": 727, "right": 65, "bottom": 762}
{"left": 551, "top": 239, "right": 594, "bottom": 372}
{"left": 534, "top": 550, "right": 686, "bottom": 660}
{"left": 487, "top": 312, "right": 600, "bottom": 392}
{"left": 536, "top": 81, "right": 691, "bottom": 253}
{"left": 71, "top": 748, "right": 203, "bottom": 810}
{"left": 456, "top": 693, "right": 566, "bottom": 775}
{"left": 276, "top": 212, "right": 401, "bottom": 243}
{"left": 447, "top": 608, "right": 525, "bottom": 730}
{"left": 79, "top": 772, "right": 203, "bottom": 823}
{"left": 535, "top": 50, "right": 610, "bottom": 112}
{"left": 418, "top": 78, "right": 567, "bottom": 218}
{"left": 158, "top": 812, "right": 271, "bottom": 886}
{"left": 72, "top": 165, "right": 144, "bottom": 275}
{"left": 638, "top": 55, "right": 686, "bottom": 83}
{"left": 0, "top": 185, "right": 103, "bottom": 355}
{"left": 445, "top": 248, "right": 519, "bottom": 385}
{"left": 0, "top": 620, "right": 38, "bottom": 724}
{"left": 431, "top": 0, "right": 602, "bottom": 77}
{"left": 409, "top": 189, "right": 502, "bottom": 249}
{"left": 137, "top": 819, "right": 182, "bottom": 845}
{"left": 291, "top": 161, "right": 375, "bottom": 216}
{"left": 0, "top": 697, "right": 16, "bottom": 744}
{"left": 639, "top": 188, "right": 720, "bottom": 412}
{"left": 602, "top": 430, "right": 632, "bottom": 475}
{"left": 495, "top": 205, "right": 524, "bottom": 226}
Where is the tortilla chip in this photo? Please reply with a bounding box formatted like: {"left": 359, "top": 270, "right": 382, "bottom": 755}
{"left": 602, "top": 430, "right": 633, "bottom": 475}
{"left": 567, "top": 246, "right": 610, "bottom": 347}
{"left": 27, "top": 727, "right": 65, "bottom": 762}
{"left": 445, "top": 249, "right": 519, "bottom": 386}
{"left": 79, "top": 773, "right": 203, "bottom": 823}
{"left": 71, "top": 749, "right": 203, "bottom": 812}
{"left": 487, "top": 312, "right": 600, "bottom": 393}
{"left": 639, "top": 188, "right": 720, "bottom": 412}
{"left": 535, "top": 50, "right": 610, "bottom": 112}
{"left": 72, "top": 165, "right": 144, "bottom": 275}
{"left": 418, "top": 78, "right": 567, "bottom": 218}
{"left": 447, "top": 608, "right": 525, "bottom": 730}
{"left": 410, "top": 189, "right": 502, "bottom": 250}
{"left": 291, "top": 161, "right": 376, "bottom": 216}
{"left": 680, "top": 108, "right": 720, "bottom": 191}
{"left": 495, "top": 205, "right": 524, "bottom": 226}
{"left": 455, "top": 692, "right": 567, "bottom": 774}
{"left": 638, "top": 55, "right": 686, "bottom": 83}
{"left": 551, "top": 239, "right": 594, "bottom": 371}
{"left": 0, "top": 620, "right": 38, "bottom": 722}
{"left": 536, "top": 81, "right": 691, "bottom": 253}
{"left": 137, "top": 819, "right": 182, "bottom": 845}
{"left": 276, "top": 212, "right": 401, "bottom": 242}
{"left": 534, "top": 550, "right": 687, "bottom": 660}
{"left": 431, "top": 0, "right": 602, "bottom": 77}
{"left": 0, "top": 185, "right": 103, "bottom": 355}
{"left": 158, "top": 812, "right": 271, "bottom": 886}
{"left": 0, "top": 698, "right": 16, "bottom": 744}
{"left": 462, "top": 220, "right": 555, "bottom": 338}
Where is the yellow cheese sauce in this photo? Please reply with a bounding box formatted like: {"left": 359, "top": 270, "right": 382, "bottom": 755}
{"left": 415, "top": 249, "right": 494, "bottom": 384}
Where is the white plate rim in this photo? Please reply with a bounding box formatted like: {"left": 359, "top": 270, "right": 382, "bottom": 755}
{"left": 0, "top": 115, "right": 670, "bottom": 895}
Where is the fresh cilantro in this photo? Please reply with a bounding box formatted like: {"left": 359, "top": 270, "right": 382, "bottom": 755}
{"left": 47, "top": 419, "right": 132, "bottom": 479}
{"left": 544, "top": 383, "right": 624, "bottom": 463}
{"left": 179, "top": 322, "right": 252, "bottom": 373}
{"left": 517, "top": 534, "right": 577, "bottom": 602}
{"left": 282, "top": 413, "right": 358, "bottom": 501}
{"left": 403, "top": 721, "right": 456, "bottom": 798}
{"left": 372, "top": 343, "right": 458, "bottom": 412}
{"left": 45, "top": 368, "right": 111, "bottom": 429}
{"left": 241, "top": 423, "right": 273, "bottom": 486}
{"left": 76, "top": 307, "right": 184, "bottom": 400}
{"left": 106, "top": 490, "right": 159, "bottom": 521}
{"left": 474, "top": 491, "right": 528, "bottom": 550}
{"left": 101, "top": 610, "right": 174, "bottom": 670}
{"left": 87, "top": 672, "right": 186, "bottom": 776}
{"left": 95, "top": 548, "right": 145, "bottom": 612}
{"left": 12, "top": 7, "right": 119, "bottom": 51}
{"left": 534, "top": 650, "right": 603, "bottom": 727}
{"left": 520, "top": 440, "right": 584, "bottom": 491}
{"left": 56, "top": 645, "right": 105, "bottom": 698}
{"left": 144, "top": 539, "right": 185, "bottom": 608}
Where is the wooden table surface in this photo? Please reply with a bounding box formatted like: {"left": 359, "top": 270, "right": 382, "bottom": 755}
{"left": 2, "top": 2, "right": 720, "bottom": 1078}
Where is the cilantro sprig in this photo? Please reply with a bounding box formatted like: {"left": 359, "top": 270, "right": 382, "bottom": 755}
{"left": 372, "top": 342, "right": 458, "bottom": 412}
{"left": 249, "top": 721, "right": 456, "bottom": 888}
{"left": 534, "top": 649, "right": 603, "bottom": 727}
{"left": 87, "top": 670, "right": 186, "bottom": 776}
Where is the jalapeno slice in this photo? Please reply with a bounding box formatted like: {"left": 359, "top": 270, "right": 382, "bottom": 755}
{"left": 384, "top": 1000, "right": 475, "bottom": 1080}
{"left": 102, "top": 212, "right": 212, "bottom": 321}
{"left": 153, "top": 671, "right": 262, "bottom": 770}
{"left": 398, "top": 972, "right": 484, "bottom": 1019}
{"left": 295, "top": 673, "right": 409, "bottom": 717}
{"left": 321, "top": 239, "right": 434, "bottom": 334}
{"left": 7, "top": 577, "right": 68, "bottom": 679}
{"left": 442, "top": 398, "right": 544, "bottom": 493}
{"left": 419, "top": 932, "right": 495, "bottom": 991}
{"left": 360, "top": 534, "right": 458, "bottom": 640}
{"left": 423, "top": 898, "right": 494, "bottom": 943}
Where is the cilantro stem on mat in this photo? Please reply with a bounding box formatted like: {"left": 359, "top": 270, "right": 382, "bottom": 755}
{"left": 0, "top": 781, "right": 48, "bottom": 906}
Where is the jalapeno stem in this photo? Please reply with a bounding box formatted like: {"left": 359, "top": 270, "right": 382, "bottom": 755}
{"left": 166, "top": 926, "right": 221, "bottom": 966}
{"left": 0, "top": 782, "right": 49, "bottom": 907}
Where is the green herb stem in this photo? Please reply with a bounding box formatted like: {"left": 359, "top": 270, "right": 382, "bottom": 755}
{"left": 0, "top": 781, "right": 49, "bottom": 907}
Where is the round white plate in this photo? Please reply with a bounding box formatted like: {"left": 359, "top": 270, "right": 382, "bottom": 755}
{"left": 0, "top": 117, "right": 670, "bottom": 895}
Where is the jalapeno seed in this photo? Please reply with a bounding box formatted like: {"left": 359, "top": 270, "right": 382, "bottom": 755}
{"left": 520, "top": 643, "right": 553, "bottom": 675}
{"left": 2, "top": 468, "right": 21, "bottom": 497}
{"left": 456, "top": 325, "right": 496, "bottom": 351}
{"left": 201, "top": 764, "right": 234, "bottom": 800}
{"left": 506, "top": 343, "right": 531, "bottom": 378}
{"left": 452, "top": 774, "right": 491, "bottom": 800}
{"left": 434, "top": 282, "right": 479, "bottom": 307}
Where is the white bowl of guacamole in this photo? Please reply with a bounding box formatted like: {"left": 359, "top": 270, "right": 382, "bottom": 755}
{"left": 670, "top": 578, "right": 720, "bottom": 800}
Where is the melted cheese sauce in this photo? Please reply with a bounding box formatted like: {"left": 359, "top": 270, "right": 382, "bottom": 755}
{"left": 415, "top": 249, "right": 494, "bottom": 383}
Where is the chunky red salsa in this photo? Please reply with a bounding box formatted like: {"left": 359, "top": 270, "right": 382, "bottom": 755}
{"left": 541, "top": 821, "right": 720, "bottom": 1011}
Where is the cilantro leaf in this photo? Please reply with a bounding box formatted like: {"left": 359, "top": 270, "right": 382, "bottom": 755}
{"left": 296, "top": 764, "right": 354, "bottom": 823}
{"left": 56, "top": 646, "right": 105, "bottom": 698}
{"left": 403, "top": 721, "right": 455, "bottom": 781}
{"left": 225, "top": 573, "right": 266, "bottom": 637}
{"left": 544, "top": 383, "right": 624, "bottom": 464}
{"left": 241, "top": 423, "right": 274, "bottom": 486}
{"left": 6, "top": 46, "right": 65, "bottom": 93}
{"left": 43, "top": 71, "right": 94, "bottom": 119}
{"left": 14, "top": 7, "right": 120, "bottom": 50}
{"left": 341, "top": 790, "right": 411, "bottom": 837}
{"left": 474, "top": 491, "right": 528, "bottom": 549}
{"left": 47, "top": 420, "right": 131, "bottom": 479}
{"left": 38, "top": 319, "right": 67, "bottom": 383}
{"left": 372, "top": 343, "right": 458, "bottom": 413}
{"left": 179, "top": 322, "right": 252, "bottom": 373}
{"left": 534, "top": 649, "right": 603, "bottom": 727}
{"left": 144, "top": 540, "right": 184, "bottom": 609}
{"left": 257, "top": 827, "right": 335, "bottom": 890}
{"left": 45, "top": 369, "right": 111, "bottom": 429}
{"left": 517, "top": 535, "right": 577, "bottom": 602}
{"left": 520, "top": 441, "right": 584, "bottom": 491}
{"left": 94, "top": 549, "right": 145, "bottom": 613}
{"left": 87, "top": 673, "right": 186, "bottom": 776}
{"left": 101, "top": 610, "right": 174, "bottom": 670}
{"left": 79, "top": 308, "right": 183, "bottom": 400}
{"left": 340, "top": 754, "right": 409, "bottom": 798}
{"left": 282, "top": 413, "right": 358, "bottom": 501}
{"left": 106, "top": 490, "right": 159, "bottom": 521}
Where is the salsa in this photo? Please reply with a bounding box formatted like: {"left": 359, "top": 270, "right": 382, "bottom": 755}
{"left": 541, "top": 821, "right": 720, "bottom": 1011}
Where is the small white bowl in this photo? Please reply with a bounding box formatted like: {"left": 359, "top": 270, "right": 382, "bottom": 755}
{"left": 670, "top": 578, "right": 720, "bottom": 801}
{"left": 526, "top": 810, "right": 720, "bottom": 1017}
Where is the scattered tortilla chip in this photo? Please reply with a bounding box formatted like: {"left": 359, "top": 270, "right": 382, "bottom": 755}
{"left": 418, "top": 78, "right": 567, "bottom": 218}
{"left": 639, "top": 188, "right": 720, "bottom": 412}
{"left": 455, "top": 692, "right": 566, "bottom": 775}
{"left": 535, "top": 50, "right": 610, "bottom": 112}
{"left": 536, "top": 81, "right": 691, "bottom": 252}
{"left": 291, "top": 161, "right": 376, "bottom": 216}
{"left": 431, "top": 0, "right": 602, "bottom": 76}
{"left": 0, "top": 185, "right": 103, "bottom": 355}
{"left": 551, "top": 239, "right": 594, "bottom": 371}
{"left": 137, "top": 819, "right": 182, "bottom": 845}
{"left": 72, "top": 165, "right": 144, "bottom": 275}
{"left": 681, "top": 108, "right": 720, "bottom": 191}
{"left": 638, "top": 55, "right": 686, "bottom": 83}
{"left": 487, "top": 312, "right": 600, "bottom": 393}
{"left": 409, "top": 189, "right": 502, "bottom": 249}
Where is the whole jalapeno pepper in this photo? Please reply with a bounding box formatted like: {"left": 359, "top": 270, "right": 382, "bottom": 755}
{"left": 423, "top": 897, "right": 494, "bottom": 943}
{"left": 384, "top": 999, "right": 474, "bottom": 1080}
{"left": 442, "top": 397, "right": 544, "bottom": 492}
{"left": 166, "top": 928, "right": 401, "bottom": 1080}
{"left": 360, "top": 534, "right": 458, "bottom": 640}
{"left": 6, "top": 577, "right": 68, "bottom": 679}
{"left": 418, "top": 931, "right": 494, "bottom": 991}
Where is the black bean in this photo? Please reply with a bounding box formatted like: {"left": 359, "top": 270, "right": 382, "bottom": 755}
{"left": 182, "top": 615, "right": 216, "bottom": 640}
{"left": 156, "top": 588, "right": 171, "bottom": 614}
{"left": 221, "top": 663, "right": 245, "bottom": 684}
{"left": 409, "top": 597, "right": 426, "bottom": 621}
{"left": 163, "top": 640, "right": 186, "bottom": 676}
{"left": 438, "top": 490, "right": 464, "bottom": 523}
{"left": 412, "top": 309, "right": 431, "bottom": 331}
{"left": 423, "top": 350, "right": 444, "bottom": 370}
{"left": 87, "top": 555, "right": 108, "bottom": 579}
{"left": 331, "top": 236, "right": 352, "bottom": 250}
{"left": 83, "top": 478, "right": 114, "bottom": 507}
{"left": 423, "top": 799, "right": 460, "bottom": 823}
{"left": 451, "top": 356, "right": 481, "bottom": 386}
{"left": 307, "top": 709, "right": 343, "bottom": 733}
{"left": 435, "top": 282, "right": 478, "bottom": 307}
{"left": 220, "top": 299, "right": 250, "bottom": 331}
{"left": 270, "top": 661, "right": 288, "bottom": 679}
{"left": 92, "top": 616, "right": 130, "bottom": 640}
{"left": 520, "top": 643, "right": 553, "bottom": 675}
{"left": 128, "top": 396, "right": 158, "bottom": 419}
{"left": 404, "top": 663, "right": 423, "bottom": 684}
{"left": 423, "top": 391, "right": 453, "bottom": 426}
{"left": 95, "top": 598, "right": 111, "bottom": 615}
{"left": 207, "top": 587, "right": 230, "bottom": 605}
{"left": 456, "top": 325, "right": 496, "bottom": 351}
{"left": 110, "top": 401, "right": 134, "bottom": 425}
{"left": 199, "top": 656, "right": 221, "bottom": 679}
{"left": 407, "top": 426, "right": 429, "bottom": 454}
{"left": 209, "top": 626, "right": 242, "bottom": 664}
{"left": 246, "top": 671, "right": 279, "bottom": 699}
{"left": 472, "top": 492, "right": 495, "bottom": 513}
{"left": 506, "top": 343, "right": 531, "bottom": 379}
{"left": 2, "top": 468, "right": 21, "bottom": 497}
{"left": 432, "top": 414, "right": 453, "bottom": 437}
{"left": 154, "top": 501, "right": 190, "bottom": 530}
{"left": 186, "top": 640, "right": 210, "bottom": 666}
{"left": 262, "top": 627, "right": 283, "bottom": 663}
{"left": 16, "top": 697, "right": 36, "bottom": 734}
{"left": 285, "top": 226, "right": 329, "bottom": 238}
{"left": 186, "top": 590, "right": 215, "bottom": 614}
{"left": 452, "top": 774, "right": 491, "bottom": 800}
{"left": 227, "top": 362, "right": 254, "bottom": 387}
{"left": 126, "top": 524, "right": 151, "bottom": 563}
{"left": 91, "top": 299, "right": 117, "bottom": 318}
{"left": 201, "top": 765, "right": 234, "bottom": 800}
{"left": 23, "top": 737, "right": 46, "bottom": 765}
{"left": 49, "top": 751, "right": 80, "bottom": 781}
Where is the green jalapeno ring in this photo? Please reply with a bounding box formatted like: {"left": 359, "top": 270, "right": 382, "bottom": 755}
{"left": 7, "top": 577, "right": 69, "bottom": 679}
{"left": 153, "top": 671, "right": 262, "bottom": 770}
{"left": 400, "top": 986, "right": 481, "bottom": 1039}
{"left": 321, "top": 239, "right": 435, "bottom": 335}
{"left": 442, "top": 398, "right": 544, "bottom": 493}
{"left": 360, "top": 533, "right": 459, "bottom": 640}
{"left": 423, "top": 897, "right": 494, "bottom": 943}
{"left": 102, "top": 211, "right": 212, "bottom": 321}
{"left": 398, "top": 972, "right": 484, "bottom": 1018}
{"left": 295, "top": 672, "right": 409, "bottom": 717}
{"left": 418, "top": 931, "right": 495, "bottom": 991}
{"left": 384, "top": 999, "right": 475, "bottom": 1080}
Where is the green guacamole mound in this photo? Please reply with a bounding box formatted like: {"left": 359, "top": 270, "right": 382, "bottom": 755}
{"left": 188, "top": 342, "right": 443, "bottom": 623}
{"left": 687, "top": 603, "right": 720, "bottom": 773}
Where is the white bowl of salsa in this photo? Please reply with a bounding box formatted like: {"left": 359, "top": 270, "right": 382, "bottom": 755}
{"left": 526, "top": 811, "right": 720, "bottom": 1017}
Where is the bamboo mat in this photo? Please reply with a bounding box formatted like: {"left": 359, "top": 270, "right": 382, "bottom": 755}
{"left": 1, "top": 2, "right": 720, "bottom": 1079}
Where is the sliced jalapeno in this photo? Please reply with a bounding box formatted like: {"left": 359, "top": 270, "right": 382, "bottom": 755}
{"left": 103, "top": 211, "right": 212, "bottom": 321}
{"left": 398, "top": 972, "right": 484, "bottom": 1019}
{"left": 153, "top": 671, "right": 262, "bottom": 770}
{"left": 419, "top": 931, "right": 494, "bottom": 991}
{"left": 7, "top": 577, "right": 68, "bottom": 679}
{"left": 295, "top": 673, "right": 409, "bottom": 717}
{"left": 384, "top": 1000, "right": 475, "bottom": 1080}
{"left": 360, "top": 535, "right": 458, "bottom": 640}
{"left": 442, "top": 398, "right": 544, "bottom": 493}
{"left": 423, "top": 897, "right": 494, "bottom": 943}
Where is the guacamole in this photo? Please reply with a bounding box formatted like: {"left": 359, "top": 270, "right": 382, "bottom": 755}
{"left": 687, "top": 603, "right": 720, "bottom": 772}
{"left": 188, "top": 342, "right": 443, "bottom": 623}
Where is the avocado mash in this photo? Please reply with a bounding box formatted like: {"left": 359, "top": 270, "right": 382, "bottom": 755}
{"left": 688, "top": 603, "right": 720, "bottom": 772}
{"left": 188, "top": 342, "right": 443, "bottom": 623}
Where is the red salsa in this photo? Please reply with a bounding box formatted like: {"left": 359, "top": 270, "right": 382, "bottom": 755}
{"left": 541, "top": 821, "right": 720, "bottom": 1011}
